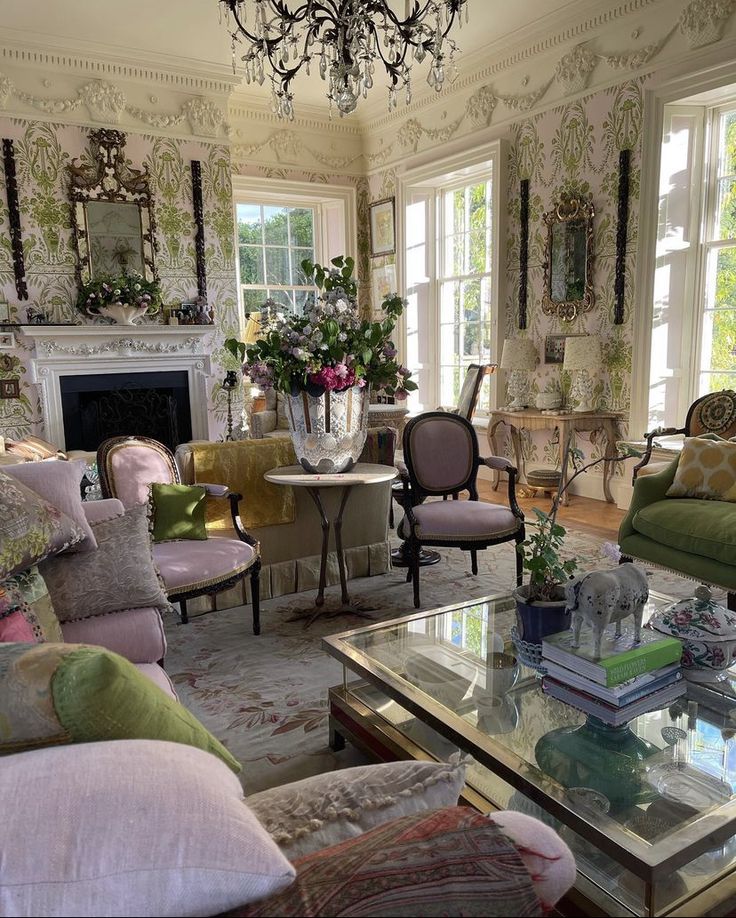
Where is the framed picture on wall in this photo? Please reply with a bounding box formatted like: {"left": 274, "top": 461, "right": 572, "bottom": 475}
{"left": 369, "top": 197, "right": 396, "bottom": 257}
{"left": 371, "top": 264, "right": 396, "bottom": 315}
{"left": 0, "top": 302, "right": 9, "bottom": 323}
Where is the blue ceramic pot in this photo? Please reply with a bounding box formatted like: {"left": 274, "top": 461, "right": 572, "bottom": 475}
{"left": 513, "top": 585, "right": 571, "bottom": 644}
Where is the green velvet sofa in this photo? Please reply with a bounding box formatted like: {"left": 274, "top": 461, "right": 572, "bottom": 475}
{"left": 618, "top": 440, "right": 736, "bottom": 610}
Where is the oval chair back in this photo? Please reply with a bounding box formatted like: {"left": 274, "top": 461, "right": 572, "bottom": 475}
{"left": 98, "top": 436, "right": 179, "bottom": 509}
{"left": 403, "top": 412, "right": 479, "bottom": 499}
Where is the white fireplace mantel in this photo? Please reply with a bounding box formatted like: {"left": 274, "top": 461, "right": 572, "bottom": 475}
{"left": 23, "top": 325, "right": 215, "bottom": 450}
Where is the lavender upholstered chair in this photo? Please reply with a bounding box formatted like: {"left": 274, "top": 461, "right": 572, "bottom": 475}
{"left": 397, "top": 413, "right": 524, "bottom": 608}
{"left": 97, "top": 436, "right": 261, "bottom": 634}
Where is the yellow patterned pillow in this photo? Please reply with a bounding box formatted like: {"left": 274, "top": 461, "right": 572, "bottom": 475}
{"left": 666, "top": 437, "right": 736, "bottom": 501}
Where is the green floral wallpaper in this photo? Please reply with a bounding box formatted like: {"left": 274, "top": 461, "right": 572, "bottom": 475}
{"left": 0, "top": 118, "right": 239, "bottom": 440}
{"left": 502, "top": 79, "right": 643, "bottom": 474}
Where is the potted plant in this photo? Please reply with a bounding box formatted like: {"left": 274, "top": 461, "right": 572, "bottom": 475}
{"left": 225, "top": 256, "right": 417, "bottom": 473}
{"left": 77, "top": 272, "right": 161, "bottom": 325}
{"left": 515, "top": 443, "right": 639, "bottom": 646}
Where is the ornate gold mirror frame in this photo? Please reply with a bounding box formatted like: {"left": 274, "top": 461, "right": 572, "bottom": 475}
{"left": 68, "top": 129, "right": 158, "bottom": 286}
{"left": 541, "top": 191, "right": 595, "bottom": 322}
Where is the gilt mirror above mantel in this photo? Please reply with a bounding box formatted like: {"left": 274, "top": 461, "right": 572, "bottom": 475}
{"left": 68, "top": 129, "right": 158, "bottom": 286}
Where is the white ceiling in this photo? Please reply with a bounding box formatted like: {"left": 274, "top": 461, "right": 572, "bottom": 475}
{"left": 0, "top": 0, "right": 601, "bottom": 116}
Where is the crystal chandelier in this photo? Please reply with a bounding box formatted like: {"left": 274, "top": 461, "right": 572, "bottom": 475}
{"left": 220, "top": 0, "right": 469, "bottom": 119}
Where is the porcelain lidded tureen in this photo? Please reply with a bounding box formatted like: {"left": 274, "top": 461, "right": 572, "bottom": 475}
{"left": 649, "top": 598, "right": 736, "bottom": 682}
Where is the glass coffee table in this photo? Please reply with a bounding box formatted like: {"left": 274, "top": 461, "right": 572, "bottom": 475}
{"left": 322, "top": 592, "right": 736, "bottom": 917}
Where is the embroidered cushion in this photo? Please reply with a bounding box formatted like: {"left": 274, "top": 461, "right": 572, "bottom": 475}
{"left": 0, "top": 469, "right": 85, "bottom": 579}
{"left": 666, "top": 436, "right": 736, "bottom": 501}
{"left": 247, "top": 758, "right": 466, "bottom": 860}
{"left": 40, "top": 504, "right": 172, "bottom": 622}
{"left": 0, "top": 740, "right": 294, "bottom": 918}
{"left": 0, "top": 642, "right": 240, "bottom": 771}
{"left": 150, "top": 482, "right": 207, "bottom": 542}
{"left": 0, "top": 581, "right": 45, "bottom": 643}
{"left": 233, "top": 807, "right": 542, "bottom": 917}
{"left": 3, "top": 567, "right": 63, "bottom": 642}
{"left": 4, "top": 459, "right": 97, "bottom": 552}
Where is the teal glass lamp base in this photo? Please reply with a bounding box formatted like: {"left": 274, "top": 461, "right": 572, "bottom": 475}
{"left": 535, "top": 715, "right": 661, "bottom": 812}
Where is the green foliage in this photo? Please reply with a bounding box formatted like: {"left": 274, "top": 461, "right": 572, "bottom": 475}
{"left": 76, "top": 272, "right": 161, "bottom": 316}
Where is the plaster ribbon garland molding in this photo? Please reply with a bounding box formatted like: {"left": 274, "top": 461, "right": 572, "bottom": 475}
{"left": 23, "top": 326, "right": 213, "bottom": 450}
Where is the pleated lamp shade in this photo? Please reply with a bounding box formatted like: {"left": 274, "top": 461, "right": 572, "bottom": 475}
{"left": 500, "top": 337, "right": 538, "bottom": 371}
{"left": 563, "top": 335, "right": 601, "bottom": 372}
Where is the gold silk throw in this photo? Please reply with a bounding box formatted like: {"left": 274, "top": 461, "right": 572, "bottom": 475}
{"left": 189, "top": 439, "right": 297, "bottom": 531}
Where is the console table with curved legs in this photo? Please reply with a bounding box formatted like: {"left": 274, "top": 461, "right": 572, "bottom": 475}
{"left": 487, "top": 409, "right": 624, "bottom": 505}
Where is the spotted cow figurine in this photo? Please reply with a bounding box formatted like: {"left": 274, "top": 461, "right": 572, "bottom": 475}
{"left": 565, "top": 563, "right": 649, "bottom": 660}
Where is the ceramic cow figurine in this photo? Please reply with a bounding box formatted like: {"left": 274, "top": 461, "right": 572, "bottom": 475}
{"left": 565, "top": 563, "right": 649, "bottom": 659}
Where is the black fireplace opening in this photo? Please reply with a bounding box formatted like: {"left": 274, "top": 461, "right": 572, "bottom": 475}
{"left": 60, "top": 371, "right": 192, "bottom": 453}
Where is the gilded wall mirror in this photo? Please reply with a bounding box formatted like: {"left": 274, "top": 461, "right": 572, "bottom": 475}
{"left": 541, "top": 192, "right": 595, "bottom": 321}
{"left": 68, "top": 129, "right": 157, "bottom": 285}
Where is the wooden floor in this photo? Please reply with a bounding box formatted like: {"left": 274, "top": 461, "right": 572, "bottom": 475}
{"left": 477, "top": 479, "right": 625, "bottom": 541}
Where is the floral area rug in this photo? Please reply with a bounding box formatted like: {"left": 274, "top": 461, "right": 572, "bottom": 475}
{"left": 163, "top": 531, "right": 709, "bottom": 795}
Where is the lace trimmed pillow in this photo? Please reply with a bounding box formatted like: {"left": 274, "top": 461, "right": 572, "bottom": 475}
{"left": 246, "top": 757, "right": 467, "bottom": 860}
{"left": 39, "top": 504, "right": 173, "bottom": 623}
{"left": 0, "top": 469, "right": 86, "bottom": 580}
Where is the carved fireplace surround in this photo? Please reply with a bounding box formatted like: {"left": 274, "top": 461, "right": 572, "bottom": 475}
{"left": 24, "top": 326, "right": 213, "bottom": 451}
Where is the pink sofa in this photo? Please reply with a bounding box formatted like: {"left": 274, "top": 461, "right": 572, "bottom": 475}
{"left": 56, "top": 497, "right": 177, "bottom": 700}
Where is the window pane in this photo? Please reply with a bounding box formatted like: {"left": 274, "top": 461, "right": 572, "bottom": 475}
{"left": 439, "top": 323, "right": 459, "bottom": 369}
{"left": 462, "top": 323, "right": 481, "bottom": 357}
{"left": 263, "top": 206, "right": 288, "bottom": 245}
{"left": 292, "top": 248, "right": 315, "bottom": 284}
{"left": 237, "top": 204, "right": 262, "bottom": 245}
{"left": 239, "top": 245, "right": 263, "bottom": 285}
{"left": 701, "top": 308, "right": 736, "bottom": 373}
{"left": 719, "top": 110, "right": 736, "bottom": 175}
{"left": 265, "top": 247, "right": 290, "bottom": 284}
{"left": 440, "top": 365, "right": 462, "bottom": 408}
{"left": 469, "top": 183, "right": 486, "bottom": 222}
{"left": 440, "top": 280, "right": 460, "bottom": 325}
{"left": 295, "top": 289, "right": 317, "bottom": 314}
{"left": 452, "top": 189, "right": 465, "bottom": 236}
{"left": 716, "top": 177, "right": 736, "bottom": 240}
{"left": 289, "top": 208, "right": 314, "bottom": 247}
{"left": 468, "top": 228, "right": 487, "bottom": 274}
{"left": 267, "top": 288, "right": 295, "bottom": 311}
{"left": 462, "top": 279, "right": 481, "bottom": 324}
{"left": 243, "top": 289, "right": 265, "bottom": 313}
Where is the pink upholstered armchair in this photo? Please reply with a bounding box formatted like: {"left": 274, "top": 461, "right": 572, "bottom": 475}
{"left": 397, "top": 413, "right": 525, "bottom": 607}
{"left": 97, "top": 436, "right": 261, "bottom": 634}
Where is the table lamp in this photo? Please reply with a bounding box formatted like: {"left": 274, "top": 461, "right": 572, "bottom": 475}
{"left": 500, "top": 338, "right": 538, "bottom": 410}
{"left": 563, "top": 335, "right": 601, "bottom": 412}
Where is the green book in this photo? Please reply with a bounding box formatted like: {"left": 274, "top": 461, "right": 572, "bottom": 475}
{"left": 542, "top": 625, "right": 682, "bottom": 688}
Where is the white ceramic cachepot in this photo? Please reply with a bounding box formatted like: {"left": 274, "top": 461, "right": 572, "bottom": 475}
{"left": 286, "top": 384, "right": 370, "bottom": 474}
{"left": 96, "top": 303, "right": 150, "bottom": 325}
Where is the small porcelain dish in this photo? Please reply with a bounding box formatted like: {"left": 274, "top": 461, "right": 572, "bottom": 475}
{"left": 649, "top": 598, "right": 736, "bottom": 682}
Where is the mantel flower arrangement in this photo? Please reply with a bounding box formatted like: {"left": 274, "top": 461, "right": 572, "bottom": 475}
{"left": 77, "top": 272, "right": 161, "bottom": 324}
{"left": 225, "top": 256, "right": 417, "bottom": 399}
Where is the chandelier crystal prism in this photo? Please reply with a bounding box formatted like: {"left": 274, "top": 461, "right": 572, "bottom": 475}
{"left": 219, "top": 0, "right": 469, "bottom": 119}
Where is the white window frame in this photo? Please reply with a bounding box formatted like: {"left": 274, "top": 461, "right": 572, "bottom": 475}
{"left": 232, "top": 176, "right": 357, "bottom": 324}
{"left": 632, "top": 53, "right": 736, "bottom": 439}
{"left": 398, "top": 140, "right": 506, "bottom": 418}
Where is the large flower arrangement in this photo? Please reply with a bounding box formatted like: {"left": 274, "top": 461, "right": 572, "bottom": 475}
{"left": 76, "top": 272, "right": 161, "bottom": 317}
{"left": 225, "top": 256, "right": 417, "bottom": 399}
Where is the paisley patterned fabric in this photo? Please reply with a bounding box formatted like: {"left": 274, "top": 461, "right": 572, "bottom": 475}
{"left": 0, "top": 469, "right": 86, "bottom": 580}
{"left": 232, "top": 807, "right": 542, "bottom": 917}
{"left": 666, "top": 437, "right": 736, "bottom": 501}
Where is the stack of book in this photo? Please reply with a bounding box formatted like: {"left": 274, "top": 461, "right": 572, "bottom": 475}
{"left": 541, "top": 625, "right": 685, "bottom": 726}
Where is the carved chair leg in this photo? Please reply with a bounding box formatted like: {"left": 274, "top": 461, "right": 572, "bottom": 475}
{"left": 470, "top": 549, "right": 478, "bottom": 576}
{"left": 250, "top": 563, "right": 261, "bottom": 635}
{"left": 515, "top": 534, "right": 524, "bottom": 587}
{"left": 179, "top": 599, "right": 189, "bottom": 625}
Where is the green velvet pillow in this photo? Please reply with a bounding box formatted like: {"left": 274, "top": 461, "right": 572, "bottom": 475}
{"left": 151, "top": 482, "right": 207, "bottom": 542}
{"left": 0, "top": 642, "right": 241, "bottom": 774}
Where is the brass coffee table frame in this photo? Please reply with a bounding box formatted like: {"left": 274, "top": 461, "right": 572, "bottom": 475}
{"left": 322, "top": 594, "right": 736, "bottom": 918}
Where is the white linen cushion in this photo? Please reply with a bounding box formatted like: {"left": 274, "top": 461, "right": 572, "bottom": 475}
{"left": 246, "top": 757, "right": 466, "bottom": 860}
{"left": 0, "top": 740, "right": 295, "bottom": 918}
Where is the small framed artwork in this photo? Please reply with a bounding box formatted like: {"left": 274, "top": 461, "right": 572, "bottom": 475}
{"left": 0, "top": 378, "right": 19, "bottom": 399}
{"left": 0, "top": 332, "right": 15, "bottom": 350}
{"left": 544, "top": 334, "right": 586, "bottom": 364}
{"left": 369, "top": 197, "right": 396, "bottom": 257}
{"left": 0, "top": 302, "right": 9, "bottom": 323}
{"left": 372, "top": 263, "right": 396, "bottom": 314}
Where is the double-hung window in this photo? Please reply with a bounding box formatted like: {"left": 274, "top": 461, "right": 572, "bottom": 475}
{"left": 646, "top": 96, "right": 736, "bottom": 429}
{"left": 401, "top": 144, "right": 502, "bottom": 418}
{"left": 236, "top": 203, "right": 317, "bottom": 315}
